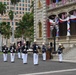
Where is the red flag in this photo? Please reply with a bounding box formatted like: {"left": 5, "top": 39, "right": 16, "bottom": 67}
{"left": 46, "top": 0, "right": 50, "bottom": 5}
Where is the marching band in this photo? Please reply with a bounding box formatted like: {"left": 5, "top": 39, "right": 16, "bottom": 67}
{"left": 1, "top": 40, "right": 64, "bottom": 65}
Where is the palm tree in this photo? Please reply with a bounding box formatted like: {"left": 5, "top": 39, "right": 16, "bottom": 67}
{"left": 10, "top": 0, "right": 20, "bottom": 42}
{"left": 0, "top": 2, "right": 6, "bottom": 16}
{"left": 16, "top": 20, "right": 26, "bottom": 40}
{"left": 8, "top": 10, "right": 14, "bottom": 21}
{"left": 30, "top": 0, "right": 34, "bottom": 13}
{"left": 8, "top": 10, "right": 14, "bottom": 41}
{"left": 15, "top": 12, "right": 34, "bottom": 41}
{"left": 0, "top": 22, "right": 11, "bottom": 45}
{"left": 0, "top": 2, "right": 6, "bottom": 50}
{"left": 0, "top": 2, "right": 6, "bottom": 32}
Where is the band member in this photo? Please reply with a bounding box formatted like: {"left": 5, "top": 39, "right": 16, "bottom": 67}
{"left": 22, "top": 41, "right": 28, "bottom": 64}
{"left": 57, "top": 43, "right": 65, "bottom": 62}
{"left": 9, "top": 42, "right": 16, "bottom": 63}
{"left": 42, "top": 42, "right": 46, "bottom": 61}
{"left": 32, "top": 40, "right": 40, "bottom": 65}
{"left": 2, "top": 44, "right": 8, "bottom": 62}
{"left": 17, "top": 42, "right": 21, "bottom": 59}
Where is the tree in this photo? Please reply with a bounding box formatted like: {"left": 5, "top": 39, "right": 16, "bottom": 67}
{"left": 10, "top": 0, "right": 20, "bottom": 5}
{"left": 8, "top": 10, "right": 14, "bottom": 41}
{"left": 0, "top": 22, "right": 11, "bottom": 45}
{"left": 0, "top": 2, "right": 7, "bottom": 32}
{"left": 8, "top": 10, "right": 14, "bottom": 21}
{"left": 30, "top": 0, "right": 34, "bottom": 13}
{"left": 0, "top": 2, "right": 6, "bottom": 50}
{"left": 10, "top": 0, "right": 20, "bottom": 42}
{"left": 0, "top": 2, "right": 6, "bottom": 15}
{"left": 15, "top": 12, "right": 34, "bottom": 41}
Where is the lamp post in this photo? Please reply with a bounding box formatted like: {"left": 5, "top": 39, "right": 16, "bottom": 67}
{"left": 52, "top": 25, "right": 56, "bottom": 52}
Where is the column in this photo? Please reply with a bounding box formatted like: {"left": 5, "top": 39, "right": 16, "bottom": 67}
{"left": 34, "top": 0, "right": 36, "bottom": 39}
{"left": 67, "top": 17, "right": 70, "bottom": 36}
{"left": 43, "top": 0, "right": 47, "bottom": 43}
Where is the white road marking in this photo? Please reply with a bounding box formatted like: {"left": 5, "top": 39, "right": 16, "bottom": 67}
{"left": 19, "top": 68, "right": 76, "bottom": 75}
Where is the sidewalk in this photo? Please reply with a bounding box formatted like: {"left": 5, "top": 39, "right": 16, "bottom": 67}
{"left": 51, "top": 54, "right": 76, "bottom": 63}
{"left": 51, "top": 59, "right": 76, "bottom": 63}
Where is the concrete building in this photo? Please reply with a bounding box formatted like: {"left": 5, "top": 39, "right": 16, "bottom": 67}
{"left": 34, "top": 0, "right": 76, "bottom": 50}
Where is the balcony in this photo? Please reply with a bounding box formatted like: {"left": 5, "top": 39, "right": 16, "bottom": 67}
{"left": 48, "top": 0, "right": 76, "bottom": 10}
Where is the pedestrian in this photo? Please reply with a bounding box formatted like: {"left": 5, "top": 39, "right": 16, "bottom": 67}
{"left": 2, "top": 43, "right": 8, "bottom": 62}
{"left": 32, "top": 40, "right": 40, "bottom": 65}
{"left": 9, "top": 42, "right": 16, "bottom": 63}
{"left": 42, "top": 42, "right": 46, "bottom": 61}
{"left": 57, "top": 43, "right": 65, "bottom": 62}
{"left": 21, "top": 41, "right": 28, "bottom": 64}
{"left": 17, "top": 42, "right": 21, "bottom": 59}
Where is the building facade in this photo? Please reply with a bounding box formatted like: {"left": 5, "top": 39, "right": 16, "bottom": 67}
{"left": 34, "top": 0, "right": 76, "bottom": 49}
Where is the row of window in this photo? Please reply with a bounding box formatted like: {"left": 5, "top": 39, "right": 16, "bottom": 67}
{"left": 4, "top": 0, "right": 31, "bottom": 5}
{"left": 4, "top": 2, "right": 30, "bottom": 7}
{"left": 7, "top": 6, "right": 30, "bottom": 10}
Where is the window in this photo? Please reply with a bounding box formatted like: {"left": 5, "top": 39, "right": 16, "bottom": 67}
{"left": 25, "top": 0, "right": 27, "bottom": 3}
{"left": 28, "top": 8, "right": 30, "bottom": 11}
{"left": 22, "top": 8, "right": 24, "bottom": 10}
{"left": 26, "top": 4, "right": 27, "bottom": 7}
{"left": 7, "top": 22, "right": 10, "bottom": 25}
{"left": 4, "top": 2, "right": 6, "bottom": 4}
{"left": 22, "top": 4, "right": 24, "bottom": 6}
{"left": 52, "top": 0, "right": 61, "bottom": 3}
{"left": 16, "top": 7, "right": 18, "bottom": 10}
{"left": 25, "top": 8, "right": 27, "bottom": 11}
{"left": 28, "top": 4, "right": 30, "bottom": 7}
{"left": 7, "top": 2, "right": 9, "bottom": 5}
{"left": 20, "top": 8, "right": 21, "bottom": 10}
{"left": 28, "top": 0, "right": 30, "bottom": 3}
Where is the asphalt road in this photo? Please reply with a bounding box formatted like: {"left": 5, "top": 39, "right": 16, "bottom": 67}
{"left": 0, "top": 53, "right": 76, "bottom": 75}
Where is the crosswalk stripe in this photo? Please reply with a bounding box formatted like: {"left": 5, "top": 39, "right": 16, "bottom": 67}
{"left": 19, "top": 68, "right": 76, "bottom": 75}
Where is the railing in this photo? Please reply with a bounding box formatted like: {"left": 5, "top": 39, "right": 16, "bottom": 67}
{"left": 48, "top": 0, "right": 76, "bottom": 10}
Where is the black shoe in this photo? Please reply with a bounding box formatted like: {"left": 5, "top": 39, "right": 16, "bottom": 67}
{"left": 23, "top": 63, "right": 27, "bottom": 64}
{"left": 34, "top": 64, "right": 39, "bottom": 66}
{"left": 11, "top": 61, "right": 15, "bottom": 63}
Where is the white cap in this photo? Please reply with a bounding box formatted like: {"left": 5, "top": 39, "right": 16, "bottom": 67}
{"left": 23, "top": 41, "right": 26, "bottom": 44}
{"left": 42, "top": 42, "right": 45, "bottom": 45}
{"left": 34, "top": 39, "right": 36, "bottom": 42}
{"left": 59, "top": 43, "right": 61, "bottom": 46}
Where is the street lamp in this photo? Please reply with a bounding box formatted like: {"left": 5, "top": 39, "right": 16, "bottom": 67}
{"left": 52, "top": 25, "right": 56, "bottom": 52}
{"left": 53, "top": 26, "right": 56, "bottom": 52}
